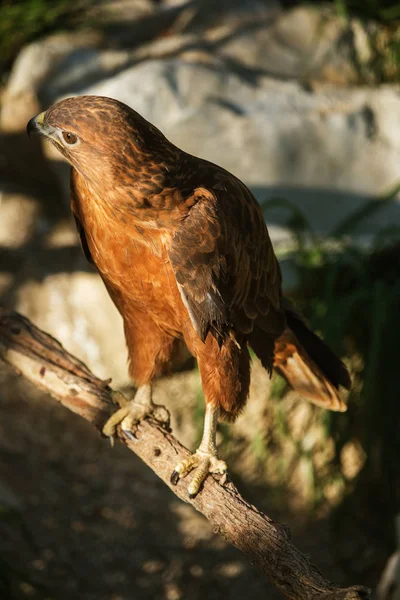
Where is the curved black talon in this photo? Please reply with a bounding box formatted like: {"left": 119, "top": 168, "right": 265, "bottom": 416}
{"left": 170, "top": 470, "right": 180, "bottom": 486}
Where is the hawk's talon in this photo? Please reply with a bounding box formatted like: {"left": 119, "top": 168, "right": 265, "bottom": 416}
{"left": 170, "top": 470, "right": 180, "bottom": 486}
{"left": 102, "top": 384, "right": 169, "bottom": 440}
{"left": 171, "top": 450, "right": 228, "bottom": 498}
{"left": 122, "top": 429, "right": 137, "bottom": 442}
{"left": 102, "top": 403, "right": 133, "bottom": 438}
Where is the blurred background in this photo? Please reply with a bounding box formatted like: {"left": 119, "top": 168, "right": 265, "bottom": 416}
{"left": 0, "top": 1, "right": 399, "bottom": 598}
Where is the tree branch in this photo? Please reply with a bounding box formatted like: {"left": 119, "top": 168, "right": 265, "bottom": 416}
{"left": 0, "top": 307, "right": 370, "bottom": 600}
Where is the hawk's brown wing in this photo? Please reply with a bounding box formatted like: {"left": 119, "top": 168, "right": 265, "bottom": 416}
{"left": 168, "top": 171, "right": 284, "bottom": 344}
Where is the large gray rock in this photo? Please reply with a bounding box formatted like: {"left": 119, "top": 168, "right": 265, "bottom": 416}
{"left": 0, "top": 31, "right": 102, "bottom": 133}
{"left": 0, "top": 185, "right": 41, "bottom": 248}
{"left": 15, "top": 267, "right": 130, "bottom": 386}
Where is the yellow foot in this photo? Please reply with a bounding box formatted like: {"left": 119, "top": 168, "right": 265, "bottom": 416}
{"left": 170, "top": 450, "right": 228, "bottom": 498}
{"left": 103, "top": 385, "right": 169, "bottom": 442}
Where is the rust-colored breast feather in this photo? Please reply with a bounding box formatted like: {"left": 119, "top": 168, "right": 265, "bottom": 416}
{"left": 70, "top": 169, "right": 187, "bottom": 337}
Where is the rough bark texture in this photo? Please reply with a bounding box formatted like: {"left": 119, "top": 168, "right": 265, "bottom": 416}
{"left": 0, "top": 307, "right": 370, "bottom": 600}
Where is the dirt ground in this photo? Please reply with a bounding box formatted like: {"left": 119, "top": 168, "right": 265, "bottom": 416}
{"left": 0, "top": 358, "right": 378, "bottom": 600}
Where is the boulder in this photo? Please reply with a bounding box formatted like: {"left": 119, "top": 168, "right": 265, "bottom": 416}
{"left": 15, "top": 268, "right": 130, "bottom": 386}
{"left": 0, "top": 185, "right": 41, "bottom": 248}
{"left": 0, "top": 31, "right": 102, "bottom": 133}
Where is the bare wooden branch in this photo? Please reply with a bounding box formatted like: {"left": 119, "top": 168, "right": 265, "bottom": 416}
{"left": 0, "top": 307, "right": 370, "bottom": 600}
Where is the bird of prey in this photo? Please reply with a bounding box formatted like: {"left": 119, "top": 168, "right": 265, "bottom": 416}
{"left": 27, "top": 96, "right": 350, "bottom": 497}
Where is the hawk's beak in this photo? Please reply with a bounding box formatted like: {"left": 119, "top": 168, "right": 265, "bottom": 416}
{"left": 26, "top": 112, "right": 45, "bottom": 137}
{"left": 26, "top": 112, "right": 59, "bottom": 143}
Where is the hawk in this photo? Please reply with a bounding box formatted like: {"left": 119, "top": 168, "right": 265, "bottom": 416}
{"left": 27, "top": 96, "right": 350, "bottom": 497}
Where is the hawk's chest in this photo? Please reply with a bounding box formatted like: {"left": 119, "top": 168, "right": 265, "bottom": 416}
{"left": 76, "top": 195, "right": 177, "bottom": 307}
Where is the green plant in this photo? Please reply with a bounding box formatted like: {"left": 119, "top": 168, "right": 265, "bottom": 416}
{"left": 261, "top": 181, "right": 400, "bottom": 563}
{"left": 316, "top": 0, "right": 400, "bottom": 23}
{"left": 307, "top": 0, "right": 400, "bottom": 82}
{"left": 0, "top": 0, "right": 91, "bottom": 75}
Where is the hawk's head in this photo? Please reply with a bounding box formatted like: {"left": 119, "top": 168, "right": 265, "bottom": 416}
{"left": 27, "top": 95, "right": 173, "bottom": 192}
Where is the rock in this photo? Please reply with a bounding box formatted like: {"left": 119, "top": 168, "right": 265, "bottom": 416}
{"left": 218, "top": 5, "right": 358, "bottom": 84}
{"left": 0, "top": 185, "right": 41, "bottom": 248}
{"left": 0, "top": 31, "right": 102, "bottom": 132}
{"left": 16, "top": 271, "right": 130, "bottom": 386}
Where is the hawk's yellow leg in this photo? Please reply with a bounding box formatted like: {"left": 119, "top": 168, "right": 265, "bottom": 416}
{"left": 170, "top": 404, "right": 227, "bottom": 498}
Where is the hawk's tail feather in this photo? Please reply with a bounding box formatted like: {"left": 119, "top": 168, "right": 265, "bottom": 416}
{"left": 251, "top": 307, "right": 351, "bottom": 412}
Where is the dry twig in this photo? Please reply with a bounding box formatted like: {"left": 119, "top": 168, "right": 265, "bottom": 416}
{"left": 0, "top": 307, "right": 370, "bottom": 600}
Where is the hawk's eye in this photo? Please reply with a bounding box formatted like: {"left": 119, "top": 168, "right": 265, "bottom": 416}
{"left": 61, "top": 131, "right": 78, "bottom": 145}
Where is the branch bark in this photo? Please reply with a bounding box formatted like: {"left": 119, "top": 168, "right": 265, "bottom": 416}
{"left": 0, "top": 307, "right": 370, "bottom": 600}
